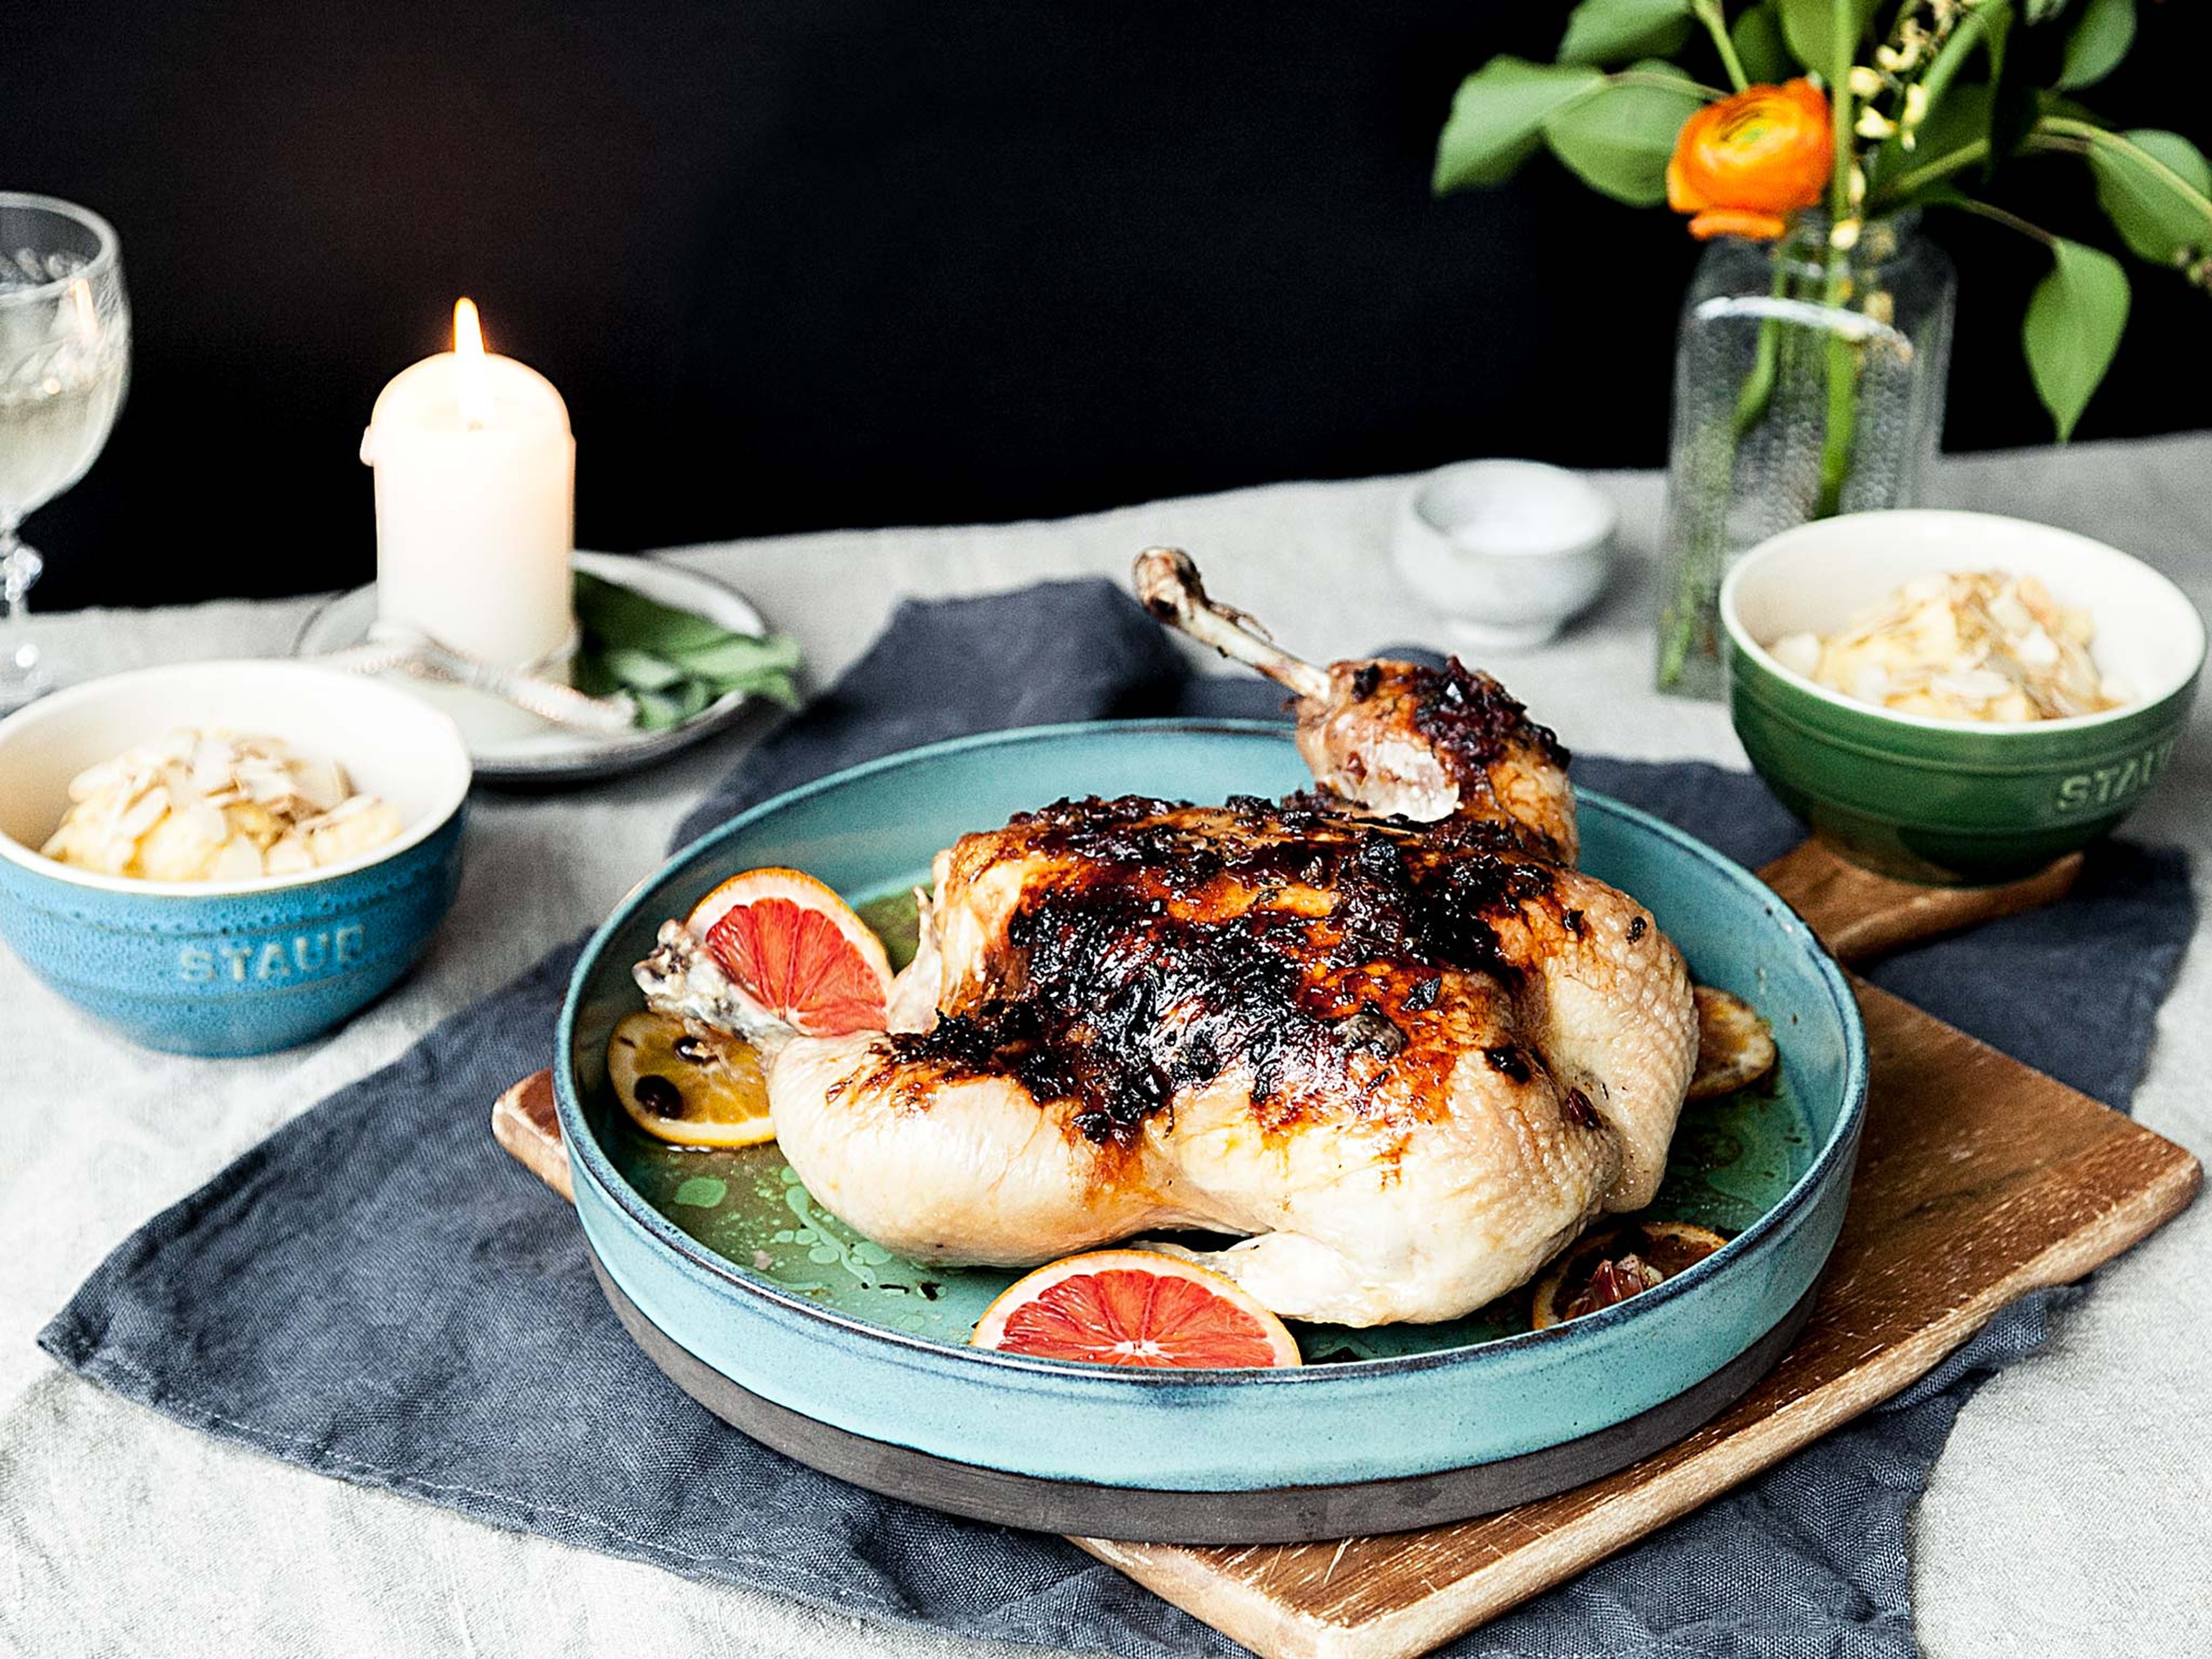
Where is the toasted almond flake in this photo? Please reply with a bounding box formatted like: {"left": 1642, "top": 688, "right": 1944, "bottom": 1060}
{"left": 265, "top": 834, "right": 315, "bottom": 875}
{"left": 1767, "top": 570, "right": 2129, "bottom": 724}
{"left": 2013, "top": 626, "right": 2059, "bottom": 669}
{"left": 1770, "top": 632, "right": 1821, "bottom": 677}
{"left": 210, "top": 836, "right": 266, "bottom": 880}
{"left": 41, "top": 728, "right": 404, "bottom": 882}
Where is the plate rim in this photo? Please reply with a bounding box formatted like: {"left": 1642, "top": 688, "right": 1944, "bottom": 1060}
{"left": 586, "top": 1243, "right": 1825, "bottom": 1540}
{"left": 555, "top": 717, "right": 1868, "bottom": 1387}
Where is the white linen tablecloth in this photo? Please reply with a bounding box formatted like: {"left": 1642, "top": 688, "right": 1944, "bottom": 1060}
{"left": 5, "top": 434, "right": 2209, "bottom": 1658}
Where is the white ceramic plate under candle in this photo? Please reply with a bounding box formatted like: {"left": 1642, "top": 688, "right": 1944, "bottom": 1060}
{"left": 294, "top": 552, "right": 775, "bottom": 786}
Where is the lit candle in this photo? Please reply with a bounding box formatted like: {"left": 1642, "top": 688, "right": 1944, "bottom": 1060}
{"left": 361, "top": 299, "right": 575, "bottom": 672}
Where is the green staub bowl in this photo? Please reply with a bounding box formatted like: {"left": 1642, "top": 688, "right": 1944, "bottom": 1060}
{"left": 1722, "top": 510, "right": 2205, "bottom": 886}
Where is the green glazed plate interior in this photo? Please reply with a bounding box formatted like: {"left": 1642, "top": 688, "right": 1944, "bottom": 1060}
{"left": 598, "top": 743, "right": 1820, "bottom": 1367}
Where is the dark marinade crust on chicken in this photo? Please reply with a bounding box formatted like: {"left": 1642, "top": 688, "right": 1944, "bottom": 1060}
{"left": 888, "top": 791, "right": 1566, "bottom": 1147}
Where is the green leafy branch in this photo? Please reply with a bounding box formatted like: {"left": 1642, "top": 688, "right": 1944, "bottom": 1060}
{"left": 1433, "top": 57, "right": 1717, "bottom": 207}
{"left": 1432, "top": 0, "right": 2212, "bottom": 442}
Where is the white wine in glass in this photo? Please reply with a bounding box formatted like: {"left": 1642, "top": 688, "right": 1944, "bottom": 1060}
{"left": 0, "top": 192, "right": 130, "bottom": 709}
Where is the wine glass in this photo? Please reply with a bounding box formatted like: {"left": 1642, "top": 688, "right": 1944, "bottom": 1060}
{"left": 0, "top": 193, "right": 130, "bottom": 710}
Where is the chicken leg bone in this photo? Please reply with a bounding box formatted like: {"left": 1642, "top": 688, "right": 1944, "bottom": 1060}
{"left": 1132, "top": 548, "right": 1332, "bottom": 702}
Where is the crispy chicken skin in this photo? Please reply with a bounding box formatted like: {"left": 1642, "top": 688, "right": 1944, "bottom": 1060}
{"left": 640, "top": 551, "right": 1697, "bottom": 1328}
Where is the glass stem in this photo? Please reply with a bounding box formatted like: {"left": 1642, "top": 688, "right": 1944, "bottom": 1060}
{"left": 0, "top": 522, "right": 46, "bottom": 697}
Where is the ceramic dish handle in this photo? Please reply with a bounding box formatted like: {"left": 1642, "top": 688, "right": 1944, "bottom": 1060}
{"left": 1757, "top": 839, "right": 2082, "bottom": 968}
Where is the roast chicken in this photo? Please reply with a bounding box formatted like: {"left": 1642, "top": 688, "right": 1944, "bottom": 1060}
{"left": 639, "top": 551, "right": 1698, "bottom": 1327}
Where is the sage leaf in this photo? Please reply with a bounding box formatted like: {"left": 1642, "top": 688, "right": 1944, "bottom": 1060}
{"left": 630, "top": 688, "right": 691, "bottom": 731}
{"left": 573, "top": 570, "right": 731, "bottom": 653}
{"left": 1433, "top": 58, "right": 1605, "bottom": 192}
{"left": 1731, "top": 3, "right": 1792, "bottom": 84}
{"left": 745, "top": 672, "right": 801, "bottom": 711}
{"left": 597, "top": 646, "right": 687, "bottom": 692}
{"left": 2056, "top": 0, "right": 2134, "bottom": 91}
{"left": 1558, "top": 0, "right": 1694, "bottom": 66}
{"left": 571, "top": 566, "right": 804, "bottom": 729}
{"left": 1774, "top": 0, "right": 1882, "bottom": 73}
{"left": 671, "top": 632, "right": 804, "bottom": 683}
{"left": 1542, "top": 62, "right": 1707, "bottom": 207}
{"left": 2089, "top": 128, "right": 2212, "bottom": 264}
{"left": 2023, "top": 237, "right": 2130, "bottom": 441}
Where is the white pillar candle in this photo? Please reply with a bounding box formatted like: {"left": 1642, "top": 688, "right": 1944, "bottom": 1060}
{"left": 361, "top": 298, "right": 574, "bottom": 672}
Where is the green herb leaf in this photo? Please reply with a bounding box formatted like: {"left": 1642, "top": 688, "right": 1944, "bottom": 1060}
{"left": 1773, "top": 0, "right": 1881, "bottom": 74}
{"left": 671, "top": 631, "right": 805, "bottom": 684}
{"left": 745, "top": 671, "right": 802, "bottom": 711}
{"left": 1433, "top": 58, "right": 1605, "bottom": 193}
{"left": 629, "top": 687, "right": 691, "bottom": 731}
{"left": 1542, "top": 62, "right": 1707, "bottom": 207}
{"left": 2056, "top": 0, "right": 2134, "bottom": 90}
{"left": 1730, "top": 3, "right": 1792, "bottom": 83}
{"left": 1558, "top": 0, "right": 1694, "bottom": 66}
{"left": 571, "top": 567, "right": 805, "bottom": 728}
{"left": 2022, "top": 237, "right": 2130, "bottom": 441}
{"left": 570, "top": 650, "right": 623, "bottom": 699}
{"left": 573, "top": 569, "right": 732, "bottom": 653}
{"left": 2088, "top": 127, "right": 2212, "bottom": 263}
{"left": 596, "top": 646, "right": 687, "bottom": 692}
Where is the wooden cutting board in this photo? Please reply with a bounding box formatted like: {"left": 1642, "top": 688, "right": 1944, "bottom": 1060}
{"left": 493, "top": 839, "right": 2199, "bottom": 1659}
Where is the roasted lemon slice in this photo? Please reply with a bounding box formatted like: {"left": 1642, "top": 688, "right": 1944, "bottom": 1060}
{"left": 606, "top": 1010, "right": 774, "bottom": 1147}
{"left": 1688, "top": 985, "right": 1777, "bottom": 1100}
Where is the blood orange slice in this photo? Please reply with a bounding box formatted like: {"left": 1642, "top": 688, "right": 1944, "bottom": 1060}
{"left": 685, "top": 868, "right": 893, "bottom": 1037}
{"left": 971, "top": 1250, "right": 1302, "bottom": 1369}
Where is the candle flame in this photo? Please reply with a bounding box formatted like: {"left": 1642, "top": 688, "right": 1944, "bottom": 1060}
{"left": 453, "top": 297, "right": 492, "bottom": 429}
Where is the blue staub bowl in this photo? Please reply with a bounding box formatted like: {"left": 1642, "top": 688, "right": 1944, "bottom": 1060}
{"left": 0, "top": 661, "right": 471, "bottom": 1056}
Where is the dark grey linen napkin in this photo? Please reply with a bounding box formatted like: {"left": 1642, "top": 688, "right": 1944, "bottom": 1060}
{"left": 41, "top": 581, "right": 2195, "bottom": 1659}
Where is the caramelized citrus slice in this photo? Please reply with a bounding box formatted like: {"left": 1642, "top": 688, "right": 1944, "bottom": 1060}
{"left": 971, "top": 1249, "right": 1302, "bottom": 1369}
{"left": 1689, "top": 985, "right": 1778, "bottom": 1099}
{"left": 1531, "top": 1220, "right": 1730, "bottom": 1330}
{"left": 607, "top": 1010, "right": 774, "bottom": 1147}
{"left": 685, "top": 867, "right": 893, "bottom": 1037}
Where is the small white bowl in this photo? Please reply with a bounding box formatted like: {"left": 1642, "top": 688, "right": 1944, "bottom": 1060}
{"left": 1392, "top": 460, "right": 1616, "bottom": 649}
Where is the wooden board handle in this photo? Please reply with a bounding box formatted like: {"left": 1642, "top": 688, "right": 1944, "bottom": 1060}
{"left": 1755, "top": 840, "right": 2081, "bottom": 967}
{"left": 493, "top": 1070, "right": 573, "bottom": 1200}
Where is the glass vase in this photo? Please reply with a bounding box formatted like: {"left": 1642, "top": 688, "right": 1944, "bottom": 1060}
{"left": 1655, "top": 211, "right": 1955, "bottom": 698}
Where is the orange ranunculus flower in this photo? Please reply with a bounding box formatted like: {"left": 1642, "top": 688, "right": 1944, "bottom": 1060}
{"left": 1666, "top": 78, "right": 1834, "bottom": 241}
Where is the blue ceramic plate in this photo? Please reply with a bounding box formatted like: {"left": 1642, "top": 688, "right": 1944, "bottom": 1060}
{"left": 555, "top": 722, "right": 1866, "bottom": 1530}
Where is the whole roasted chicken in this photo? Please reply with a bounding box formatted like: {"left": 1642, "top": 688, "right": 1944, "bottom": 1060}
{"left": 640, "top": 552, "right": 1697, "bottom": 1327}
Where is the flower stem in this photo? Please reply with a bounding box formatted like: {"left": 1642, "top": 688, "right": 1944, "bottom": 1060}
{"left": 1828, "top": 0, "right": 1853, "bottom": 224}
{"left": 1732, "top": 262, "right": 1788, "bottom": 437}
{"left": 1942, "top": 195, "right": 2058, "bottom": 247}
{"left": 1817, "top": 0, "right": 1859, "bottom": 518}
{"left": 1692, "top": 0, "right": 1749, "bottom": 92}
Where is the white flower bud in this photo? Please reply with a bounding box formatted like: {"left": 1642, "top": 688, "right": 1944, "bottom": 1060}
{"left": 1847, "top": 66, "right": 1885, "bottom": 99}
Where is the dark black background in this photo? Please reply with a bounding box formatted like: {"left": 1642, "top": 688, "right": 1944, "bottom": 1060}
{"left": 5, "top": 1, "right": 2206, "bottom": 611}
